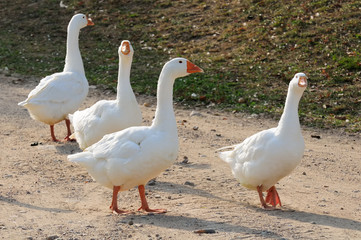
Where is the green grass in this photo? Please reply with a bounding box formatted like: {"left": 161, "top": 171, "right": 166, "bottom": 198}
{"left": 0, "top": 0, "right": 360, "bottom": 132}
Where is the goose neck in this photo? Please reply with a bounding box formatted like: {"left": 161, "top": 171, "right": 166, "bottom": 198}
{"left": 152, "top": 69, "right": 177, "bottom": 130}
{"left": 116, "top": 57, "right": 132, "bottom": 102}
{"left": 277, "top": 87, "right": 303, "bottom": 136}
{"left": 63, "top": 24, "right": 85, "bottom": 75}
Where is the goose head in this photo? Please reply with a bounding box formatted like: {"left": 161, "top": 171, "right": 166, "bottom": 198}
{"left": 119, "top": 40, "right": 134, "bottom": 57}
{"left": 163, "top": 58, "right": 203, "bottom": 79}
{"left": 69, "top": 13, "right": 94, "bottom": 30}
{"left": 289, "top": 72, "right": 308, "bottom": 94}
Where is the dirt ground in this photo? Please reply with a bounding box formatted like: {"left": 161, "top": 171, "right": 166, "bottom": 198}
{"left": 1, "top": 73, "right": 360, "bottom": 239}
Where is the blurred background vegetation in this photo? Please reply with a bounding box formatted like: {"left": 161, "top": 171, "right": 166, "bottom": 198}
{"left": 0, "top": 0, "right": 360, "bottom": 132}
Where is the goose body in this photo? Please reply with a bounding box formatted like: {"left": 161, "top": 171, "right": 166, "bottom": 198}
{"left": 18, "top": 14, "right": 93, "bottom": 141}
{"left": 69, "top": 41, "right": 142, "bottom": 149}
{"left": 218, "top": 73, "right": 308, "bottom": 209}
{"left": 68, "top": 58, "right": 203, "bottom": 214}
{"left": 70, "top": 125, "right": 177, "bottom": 191}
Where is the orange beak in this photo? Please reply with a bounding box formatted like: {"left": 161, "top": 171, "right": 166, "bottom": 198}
{"left": 298, "top": 76, "right": 307, "bottom": 87}
{"left": 121, "top": 41, "right": 131, "bottom": 55}
{"left": 87, "top": 17, "right": 94, "bottom": 26}
{"left": 187, "top": 61, "right": 203, "bottom": 74}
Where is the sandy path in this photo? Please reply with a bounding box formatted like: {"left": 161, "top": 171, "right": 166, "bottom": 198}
{"left": 0, "top": 74, "right": 360, "bottom": 239}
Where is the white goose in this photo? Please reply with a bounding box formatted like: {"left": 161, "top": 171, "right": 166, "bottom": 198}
{"left": 69, "top": 40, "right": 142, "bottom": 149}
{"left": 218, "top": 73, "right": 308, "bottom": 209}
{"left": 68, "top": 58, "right": 203, "bottom": 214}
{"left": 18, "top": 14, "right": 94, "bottom": 142}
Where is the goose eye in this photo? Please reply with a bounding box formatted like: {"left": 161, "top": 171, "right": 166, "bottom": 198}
{"left": 179, "top": 60, "right": 183, "bottom": 63}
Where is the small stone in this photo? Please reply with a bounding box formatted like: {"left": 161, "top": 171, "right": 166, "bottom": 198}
{"left": 46, "top": 236, "right": 59, "bottom": 240}
{"left": 184, "top": 181, "right": 195, "bottom": 187}
{"left": 238, "top": 97, "right": 246, "bottom": 103}
{"left": 191, "top": 93, "right": 198, "bottom": 98}
{"left": 128, "top": 220, "right": 134, "bottom": 225}
{"left": 182, "top": 156, "right": 189, "bottom": 164}
{"left": 143, "top": 102, "right": 151, "bottom": 107}
{"left": 12, "top": 78, "right": 24, "bottom": 84}
{"left": 190, "top": 111, "right": 203, "bottom": 117}
{"left": 148, "top": 179, "right": 156, "bottom": 186}
{"left": 302, "top": 172, "right": 306, "bottom": 175}
{"left": 2, "top": 67, "right": 10, "bottom": 75}
{"left": 193, "top": 126, "right": 199, "bottom": 130}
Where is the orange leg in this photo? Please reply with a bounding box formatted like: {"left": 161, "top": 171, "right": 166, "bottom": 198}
{"left": 50, "top": 125, "right": 59, "bottom": 142}
{"left": 265, "top": 186, "right": 282, "bottom": 207}
{"left": 110, "top": 186, "right": 132, "bottom": 214}
{"left": 257, "top": 185, "right": 275, "bottom": 210}
{"left": 137, "top": 185, "right": 167, "bottom": 214}
{"left": 63, "top": 119, "right": 75, "bottom": 142}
